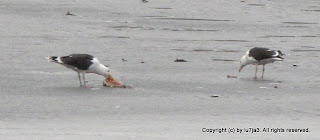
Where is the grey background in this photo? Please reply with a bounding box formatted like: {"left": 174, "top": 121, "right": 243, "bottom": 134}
{"left": 0, "top": 0, "right": 319, "bottom": 139}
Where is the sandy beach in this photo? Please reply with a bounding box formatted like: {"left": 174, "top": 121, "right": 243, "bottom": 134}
{"left": 0, "top": 0, "right": 319, "bottom": 139}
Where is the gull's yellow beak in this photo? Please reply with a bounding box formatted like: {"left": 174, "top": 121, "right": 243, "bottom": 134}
{"left": 239, "top": 65, "right": 244, "bottom": 72}
{"left": 107, "top": 74, "right": 113, "bottom": 80}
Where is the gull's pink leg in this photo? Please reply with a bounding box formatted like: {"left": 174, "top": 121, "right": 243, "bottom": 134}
{"left": 261, "top": 65, "right": 265, "bottom": 79}
{"left": 253, "top": 65, "right": 258, "bottom": 79}
{"left": 78, "top": 72, "right": 83, "bottom": 87}
{"left": 82, "top": 73, "right": 92, "bottom": 88}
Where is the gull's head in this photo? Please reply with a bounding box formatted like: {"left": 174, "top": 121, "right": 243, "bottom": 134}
{"left": 239, "top": 54, "right": 248, "bottom": 72}
{"left": 100, "top": 64, "right": 110, "bottom": 78}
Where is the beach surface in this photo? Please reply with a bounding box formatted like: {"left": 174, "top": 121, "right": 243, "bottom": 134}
{"left": 0, "top": 0, "right": 319, "bottom": 139}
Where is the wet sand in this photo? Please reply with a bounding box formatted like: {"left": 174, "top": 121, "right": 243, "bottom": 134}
{"left": 0, "top": 0, "right": 319, "bottom": 139}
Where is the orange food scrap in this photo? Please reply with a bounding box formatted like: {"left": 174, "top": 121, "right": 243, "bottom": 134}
{"left": 105, "top": 75, "right": 123, "bottom": 87}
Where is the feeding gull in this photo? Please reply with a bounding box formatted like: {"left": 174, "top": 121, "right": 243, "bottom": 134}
{"left": 239, "top": 47, "right": 285, "bottom": 79}
{"left": 46, "top": 54, "right": 120, "bottom": 87}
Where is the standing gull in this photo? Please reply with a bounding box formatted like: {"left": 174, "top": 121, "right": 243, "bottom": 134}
{"left": 239, "top": 47, "right": 284, "bottom": 79}
{"left": 47, "top": 54, "right": 110, "bottom": 87}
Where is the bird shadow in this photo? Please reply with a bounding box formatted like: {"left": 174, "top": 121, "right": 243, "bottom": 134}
{"left": 238, "top": 77, "right": 283, "bottom": 83}
{"left": 51, "top": 86, "right": 97, "bottom": 91}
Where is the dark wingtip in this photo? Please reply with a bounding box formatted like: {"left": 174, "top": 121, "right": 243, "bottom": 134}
{"left": 277, "top": 50, "right": 284, "bottom": 56}
{"left": 277, "top": 50, "right": 286, "bottom": 59}
{"left": 47, "top": 56, "right": 58, "bottom": 62}
{"left": 49, "top": 56, "right": 57, "bottom": 61}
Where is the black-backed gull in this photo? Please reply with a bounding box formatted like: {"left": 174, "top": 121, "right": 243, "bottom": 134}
{"left": 47, "top": 54, "right": 110, "bottom": 87}
{"left": 239, "top": 47, "right": 284, "bottom": 79}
